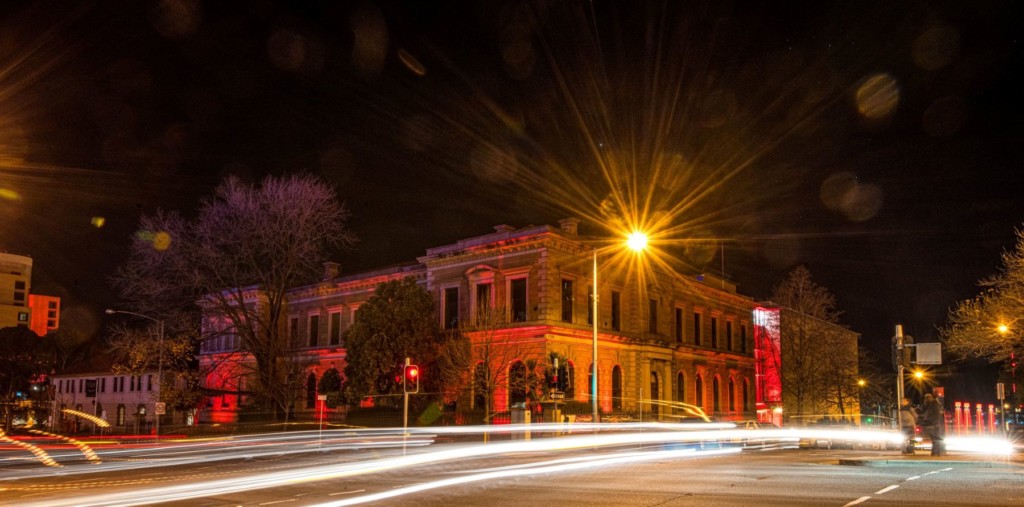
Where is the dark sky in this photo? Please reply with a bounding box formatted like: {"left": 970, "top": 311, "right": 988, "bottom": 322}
{"left": 2, "top": 1, "right": 1022, "bottom": 399}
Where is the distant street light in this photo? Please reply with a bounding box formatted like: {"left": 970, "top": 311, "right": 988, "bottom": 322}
{"left": 857, "top": 379, "right": 866, "bottom": 387}
{"left": 106, "top": 309, "right": 164, "bottom": 439}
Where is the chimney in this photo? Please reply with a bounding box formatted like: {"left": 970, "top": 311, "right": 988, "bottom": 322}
{"left": 558, "top": 218, "right": 579, "bottom": 236}
{"left": 323, "top": 262, "right": 340, "bottom": 280}
{"left": 493, "top": 224, "right": 515, "bottom": 233}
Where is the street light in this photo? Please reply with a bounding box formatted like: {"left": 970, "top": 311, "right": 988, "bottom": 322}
{"left": 592, "top": 230, "right": 648, "bottom": 424}
{"left": 106, "top": 309, "right": 164, "bottom": 439}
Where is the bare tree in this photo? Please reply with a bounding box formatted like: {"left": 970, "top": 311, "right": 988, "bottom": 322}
{"left": 111, "top": 174, "right": 356, "bottom": 418}
{"left": 771, "top": 266, "right": 857, "bottom": 423}
{"left": 438, "top": 307, "right": 545, "bottom": 422}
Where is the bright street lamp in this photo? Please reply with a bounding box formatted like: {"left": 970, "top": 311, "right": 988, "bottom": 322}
{"left": 592, "top": 231, "right": 649, "bottom": 424}
{"left": 106, "top": 309, "right": 164, "bottom": 439}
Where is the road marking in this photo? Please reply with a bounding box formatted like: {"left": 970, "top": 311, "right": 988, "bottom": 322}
{"left": 258, "top": 500, "right": 295, "bottom": 506}
{"left": 875, "top": 485, "right": 899, "bottom": 494}
{"left": 328, "top": 490, "right": 366, "bottom": 496}
{"left": 906, "top": 475, "right": 920, "bottom": 481}
{"left": 843, "top": 496, "right": 872, "bottom": 506}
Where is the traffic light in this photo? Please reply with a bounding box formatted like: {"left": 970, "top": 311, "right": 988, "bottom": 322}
{"left": 404, "top": 364, "right": 420, "bottom": 393}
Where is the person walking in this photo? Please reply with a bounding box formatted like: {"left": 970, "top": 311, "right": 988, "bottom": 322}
{"left": 898, "top": 397, "right": 917, "bottom": 455}
{"left": 919, "top": 393, "right": 946, "bottom": 456}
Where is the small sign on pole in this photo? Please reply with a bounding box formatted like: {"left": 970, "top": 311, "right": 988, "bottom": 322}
{"left": 155, "top": 402, "right": 166, "bottom": 415}
{"left": 997, "top": 382, "right": 1005, "bottom": 400}
{"left": 915, "top": 342, "right": 942, "bottom": 364}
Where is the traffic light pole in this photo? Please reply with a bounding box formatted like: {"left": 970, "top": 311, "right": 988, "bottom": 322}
{"left": 403, "top": 356, "right": 411, "bottom": 456}
{"left": 895, "top": 325, "right": 905, "bottom": 431}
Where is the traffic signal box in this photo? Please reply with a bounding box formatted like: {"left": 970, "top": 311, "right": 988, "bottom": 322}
{"left": 404, "top": 364, "right": 420, "bottom": 393}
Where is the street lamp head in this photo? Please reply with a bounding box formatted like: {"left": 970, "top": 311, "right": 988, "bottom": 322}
{"left": 913, "top": 370, "right": 924, "bottom": 379}
{"left": 626, "top": 231, "right": 648, "bottom": 252}
{"left": 105, "top": 309, "right": 116, "bottom": 315}
{"left": 998, "top": 324, "right": 1009, "bottom": 334}
{"left": 857, "top": 379, "right": 866, "bottom": 387}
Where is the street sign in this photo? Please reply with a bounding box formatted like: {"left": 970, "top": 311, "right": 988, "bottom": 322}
{"left": 550, "top": 390, "right": 565, "bottom": 400}
{"left": 317, "top": 394, "right": 327, "bottom": 401}
{"left": 155, "top": 402, "right": 166, "bottom": 415}
{"left": 915, "top": 342, "right": 942, "bottom": 364}
{"left": 997, "top": 382, "right": 1005, "bottom": 400}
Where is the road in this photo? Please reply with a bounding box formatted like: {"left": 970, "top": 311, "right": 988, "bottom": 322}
{"left": 0, "top": 427, "right": 1020, "bottom": 506}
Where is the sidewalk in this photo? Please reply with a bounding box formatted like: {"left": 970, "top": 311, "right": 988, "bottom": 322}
{"left": 839, "top": 450, "right": 1024, "bottom": 468}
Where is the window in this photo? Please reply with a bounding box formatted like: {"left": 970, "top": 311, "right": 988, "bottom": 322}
{"left": 443, "top": 287, "right": 459, "bottom": 329}
{"left": 674, "top": 308, "right": 683, "bottom": 344}
{"left": 726, "top": 321, "right": 733, "bottom": 351}
{"left": 587, "top": 285, "right": 594, "bottom": 325}
{"left": 308, "top": 314, "right": 320, "bottom": 347}
{"left": 729, "top": 378, "right": 736, "bottom": 411}
{"left": 676, "top": 372, "right": 686, "bottom": 404}
{"left": 695, "top": 375, "right": 703, "bottom": 409}
{"left": 130, "top": 376, "right": 136, "bottom": 392}
{"left": 648, "top": 299, "right": 658, "bottom": 334}
{"left": 306, "top": 373, "right": 317, "bottom": 409}
{"left": 148, "top": 375, "right": 153, "bottom": 391}
{"left": 612, "top": 366, "right": 622, "bottom": 410}
{"left": 611, "top": 291, "right": 621, "bottom": 331}
{"left": 693, "top": 312, "right": 702, "bottom": 346}
{"left": 14, "top": 291, "right": 24, "bottom": 302}
{"left": 741, "top": 325, "right": 748, "bottom": 354}
{"left": 17, "top": 312, "right": 28, "bottom": 322}
{"left": 289, "top": 317, "right": 299, "bottom": 346}
{"left": 48, "top": 301, "right": 57, "bottom": 309}
{"left": 711, "top": 317, "right": 718, "bottom": 348}
{"left": 510, "top": 278, "right": 527, "bottom": 322}
{"left": 101, "top": 377, "right": 106, "bottom": 393}
{"left": 475, "top": 283, "right": 492, "bottom": 323}
{"left": 713, "top": 377, "right": 721, "bottom": 412}
{"left": 79, "top": 379, "right": 84, "bottom": 393}
{"left": 560, "top": 279, "right": 573, "bottom": 323}
{"left": 565, "top": 362, "right": 575, "bottom": 399}
{"left": 14, "top": 280, "right": 25, "bottom": 290}
{"left": 329, "top": 311, "right": 342, "bottom": 346}
{"left": 117, "top": 405, "right": 126, "bottom": 426}
{"left": 48, "top": 310, "right": 56, "bottom": 318}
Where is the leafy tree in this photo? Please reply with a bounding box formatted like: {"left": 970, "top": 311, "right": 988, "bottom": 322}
{"left": 343, "top": 277, "right": 443, "bottom": 406}
{"left": 111, "top": 173, "right": 356, "bottom": 418}
{"left": 943, "top": 228, "right": 1024, "bottom": 407}
{"left": 0, "top": 327, "right": 54, "bottom": 430}
{"left": 771, "top": 265, "right": 859, "bottom": 423}
{"left": 317, "top": 368, "right": 343, "bottom": 409}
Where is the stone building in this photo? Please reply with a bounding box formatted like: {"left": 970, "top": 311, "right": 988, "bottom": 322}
{"left": 198, "top": 220, "right": 759, "bottom": 423}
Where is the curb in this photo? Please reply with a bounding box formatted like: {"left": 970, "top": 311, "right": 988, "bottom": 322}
{"left": 839, "top": 458, "right": 1020, "bottom": 468}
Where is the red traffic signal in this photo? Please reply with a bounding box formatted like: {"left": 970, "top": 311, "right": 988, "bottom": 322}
{"left": 404, "top": 364, "right": 420, "bottom": 393}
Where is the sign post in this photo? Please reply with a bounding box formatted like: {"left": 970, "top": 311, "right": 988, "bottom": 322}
{"left": 997, "top": 383, "right": 1006, "bottom": 433}
{"left": 317, "top": 394, "right": 327, "bottom": 450}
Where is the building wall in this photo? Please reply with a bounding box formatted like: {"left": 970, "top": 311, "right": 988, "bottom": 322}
{"left": 197, "top": 221, "right": 759, "bottom": 423}
{"left": 52, "top": 370, "right": 174, "bottom": 433}
{"left": 28, "top": 294, "right": 60, "bottom": 336}
{"left": 0, "top": 252, "right": 32, "bottom": 329}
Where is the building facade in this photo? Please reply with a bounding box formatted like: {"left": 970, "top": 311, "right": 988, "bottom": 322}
{"left": 754, "top": 304, "right": 861, "bottom": 427}
{"left": 198, "top": 220, "right": 760, "bottom": 423}
{"left": 51, "top": 359, "right": 178, "bottom": 434}
{"left": 28, "top": 294, "right": 60, "bottom": 336}
{"left": 0, "top": 252, "right": 33, "bottom": 329}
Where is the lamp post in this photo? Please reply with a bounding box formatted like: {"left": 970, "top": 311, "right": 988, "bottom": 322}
{"left": 106, "top": 309, "right": 164, "bottom": 439}
{"left": 591, "top": 231, "right": 648, "bottom": 424}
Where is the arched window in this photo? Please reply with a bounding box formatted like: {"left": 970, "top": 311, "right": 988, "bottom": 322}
{"left": 612, "top": 366, "right": 622, "bottom": 410}
{"left": 695, "top": 375, "right": 704, "bottom": 409}
{"left": 650, "top": 372, "right": 660, "bottom": 418}
{"left": 306, "top": 373, "right": 317, "bottom": 409}
{"left": 473, "top": 363, "right": 487, "bottom": 410}
{"left": 713, "top": 377, "right": 721, "bottom": 413}
{"left": 729, "top": 378, "right": 736, "bottom": 412}
{"left": 566, "top": 362, "right": 576, "bottom": 399}
{"left": 676, "top": 372, "right": 686, "bottom": 404}
{"left": 509, "top": 361, "right": 527, "bottom": 408}
{"left": 744, "top": 378, "right": 751, "bottom": 411}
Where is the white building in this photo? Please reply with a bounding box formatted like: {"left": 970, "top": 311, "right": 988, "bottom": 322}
{"left": 51, "top": 356, "right": 174, "bottom": 434}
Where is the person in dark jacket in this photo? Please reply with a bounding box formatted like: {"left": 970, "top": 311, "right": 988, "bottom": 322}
{"left": 898, "top": 397, "right": 917, "bottom": 454}
{"left": 918, "top": 393, "right": 945, "bottom": 456}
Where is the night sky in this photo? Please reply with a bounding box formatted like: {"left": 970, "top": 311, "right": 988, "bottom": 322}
{"left": 2, "top": 1, "right": 1022, "bottom": 400}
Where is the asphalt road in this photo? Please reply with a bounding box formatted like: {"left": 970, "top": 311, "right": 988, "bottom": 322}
{"left": 1, "top": 431, "right": 1020, "bottom": 506}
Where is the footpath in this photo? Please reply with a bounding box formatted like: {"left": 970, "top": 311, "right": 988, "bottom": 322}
{"left": 840, "top": 449, "right": 1024, "bottom": 468}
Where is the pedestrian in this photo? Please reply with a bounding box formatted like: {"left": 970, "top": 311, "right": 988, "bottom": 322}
{"left": 918, "top": 393, "right": 945, "bottom": 456}
{"left": 898, "top": 396, "right": 917, "bottom": 454}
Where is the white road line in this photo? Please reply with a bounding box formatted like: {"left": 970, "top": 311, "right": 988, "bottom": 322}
{"left": 906, "top": 475, "right": 920, "bottom": 481}
{"left": 328, "top": 490, "right": 366, "bottom": 496}
{"left": 843, "top": 496, "right": 872, "bottom": 507}
{"left": 874, "top": 485, "right": 899, "bottom": 495}
{"left": 258, "top": 500, "right": 295, "bottom": 506}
